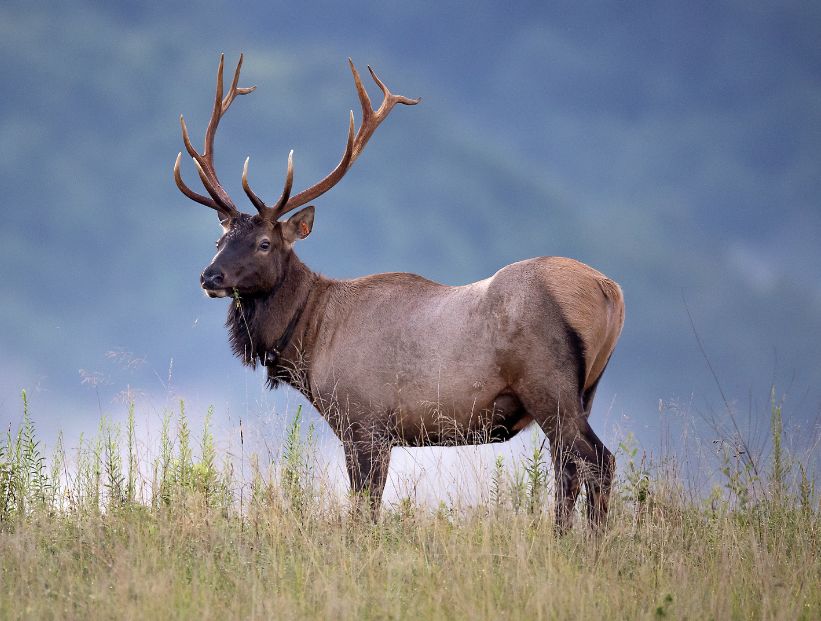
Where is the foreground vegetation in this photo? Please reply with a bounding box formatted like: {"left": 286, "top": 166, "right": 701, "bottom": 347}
{"left": 1, "top": 391, "right": 818, "bottom": 620}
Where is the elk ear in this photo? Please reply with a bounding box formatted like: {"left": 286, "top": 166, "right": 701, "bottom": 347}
{"left": 282, "top": 206, "right": 315, "bottom": 243}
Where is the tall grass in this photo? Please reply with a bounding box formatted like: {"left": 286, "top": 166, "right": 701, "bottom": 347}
{"left": 0, "top": 389, "right": 818, "bottom": 620}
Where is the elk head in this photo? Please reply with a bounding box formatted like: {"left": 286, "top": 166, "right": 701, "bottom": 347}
{"left": 173, "top": 54, "right": 420, "bottom": 299}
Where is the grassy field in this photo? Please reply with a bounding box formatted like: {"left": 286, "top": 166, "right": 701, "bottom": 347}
{"left": 1, "top": 391, "right": 818, "bottom": 620}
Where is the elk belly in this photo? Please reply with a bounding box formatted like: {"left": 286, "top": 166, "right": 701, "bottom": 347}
{"left": 393, "top": 391, "right": 531, "bottom": 447}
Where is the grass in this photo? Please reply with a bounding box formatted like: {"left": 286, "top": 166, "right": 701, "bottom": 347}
{"left": 1, "top": 390, "right": 819, "bottom": 620}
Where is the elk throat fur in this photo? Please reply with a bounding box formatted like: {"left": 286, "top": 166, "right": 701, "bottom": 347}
{"left": 225, "top": 257, "right": 317, "bottom": 390}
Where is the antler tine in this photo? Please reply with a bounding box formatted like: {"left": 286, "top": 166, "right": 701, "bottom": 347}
{"left": 179, "top": 115, "right": 198, "bottom": 160}
{"left": 242, "top": 150, "right": 295, "bottom": 220}
{"left": 174, "top": 53, "right": 255, "bottom": 218}
{"left": 174, "top": 152, "right": 222, "bottom": 212}
{"left": 276, "top": 60, "right": 418, "bottom": 218}
{"left": 350, "top": 59, "right": 375, "bottom": 132}
{"left": 272, "top": 150, "right": 295, "bottom": 215}
{"left": 202, "top": 53, "right": 226, "bottom": 161}
{"left": 242, "top": 157, "right": 268, "bottom": 213}
{"left": 192, "top": 157, "right": 231, "bottom": 210}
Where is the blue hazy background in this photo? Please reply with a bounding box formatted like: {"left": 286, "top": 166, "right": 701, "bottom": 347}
{"left": 1, "top": 1, "right": 819, "bottom": 468}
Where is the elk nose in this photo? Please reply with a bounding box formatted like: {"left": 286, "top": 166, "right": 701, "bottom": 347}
{"left": 201, "top": 268, "right": 225, "bottom": 290}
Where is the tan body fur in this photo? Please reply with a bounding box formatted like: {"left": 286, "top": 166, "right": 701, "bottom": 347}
{"left": 308, "top": 257, "right": 623, "bottom": 446}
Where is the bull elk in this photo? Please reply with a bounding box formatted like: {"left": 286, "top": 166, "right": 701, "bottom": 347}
{"left": 173, "top": 54, "right": 625, "bottom": 531}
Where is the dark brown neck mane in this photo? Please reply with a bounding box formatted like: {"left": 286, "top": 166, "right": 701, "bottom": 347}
{"left": 226, "top": 253, "right": 318, "bottom": 390}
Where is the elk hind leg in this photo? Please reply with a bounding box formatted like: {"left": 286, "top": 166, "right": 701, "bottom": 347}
{"left": 549, "top": 434, "right": 582, "bottom": 534}
{"left": 575, "top": 418, "right": 615, "bottom": 529}
{"left": 520, "top": 393, "right": 583, "bottom": 533}
{"left": 527, "top": 393, "right": 613, "bottom": 531}
{"left": 579, "top": 376, "right": 615, "bottom": 528}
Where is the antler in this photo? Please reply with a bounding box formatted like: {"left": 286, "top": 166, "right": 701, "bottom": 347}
{"left": 243, "top": 58, "right": 420, "bottom": 221}
{"left": 173, "top": 54, "right": 255, "bottom": 219}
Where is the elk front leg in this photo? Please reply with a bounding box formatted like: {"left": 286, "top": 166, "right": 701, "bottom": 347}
{"left": 342, "top": 429, "right": 391, "bottom": 520}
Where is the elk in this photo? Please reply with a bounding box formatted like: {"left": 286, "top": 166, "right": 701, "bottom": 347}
{"left": 173, "top": 54, "right": 625, "bottom": 532}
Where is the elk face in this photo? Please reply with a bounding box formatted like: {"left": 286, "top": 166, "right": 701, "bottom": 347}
{"left": 200, "top": 208, "right": 314, "bottom": 298}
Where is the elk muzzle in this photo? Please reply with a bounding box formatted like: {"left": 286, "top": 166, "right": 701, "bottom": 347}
{"left": 201, "top": 266, "right": 229, "bottom": 297}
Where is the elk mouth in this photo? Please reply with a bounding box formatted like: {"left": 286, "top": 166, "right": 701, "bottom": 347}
{"left": 200, "top": 270, "right": 234, "bottom": 298}
{"left": 202, "top": 285, "right": 231, "bottom": 299}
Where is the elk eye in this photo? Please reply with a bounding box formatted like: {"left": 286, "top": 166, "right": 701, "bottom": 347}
{"left": 258, "top": 239, "right": 271, "bottom": 251}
